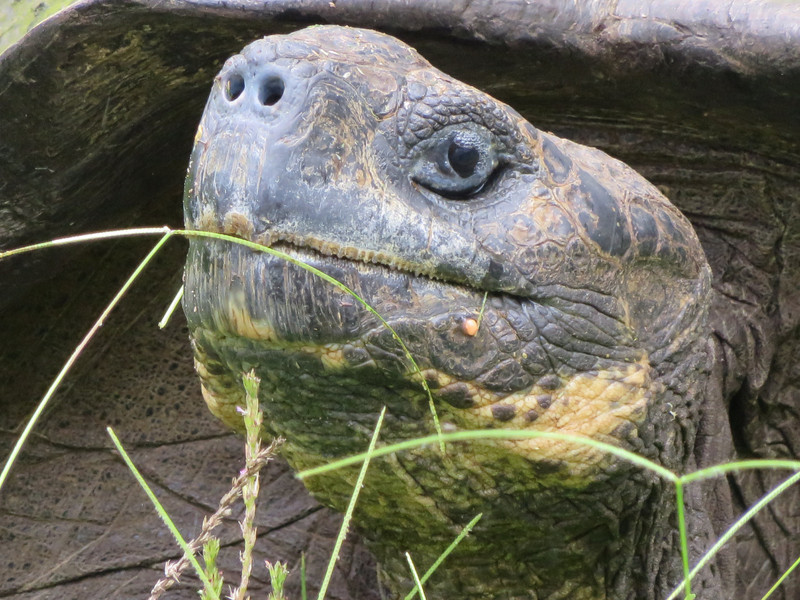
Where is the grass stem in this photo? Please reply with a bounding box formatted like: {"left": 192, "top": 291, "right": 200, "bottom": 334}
{"left": 674, "top": 482, "right": 693, "bottom": 599}
{"left": 298, "top": 429, "right": 677, "bottom": 483}
{"left": 230, "top": 371, "right": 264, "bottom": 600}
{"left": 405, "top": 553, "right": 428, "bottom": 600}
{"left": 666, "top": 469, "right": 800, "bottom": 600}
{"left": 107, "top": 427, "right": 218, "bottom": 599}
{"left": 0, "top": 231, "right": 173, "bottom": 493}
{"left": 301, "top": 553, "right": 308, "bottom": 600}
{"left": 475, "top": 292, "right": 488, "bottom": 329}
{"left": 0, "top": 226, "right": 170, "bottom": 260}
{"left": 403, "top": 513, "right": 482, "bottom": 600}
{"left": 158, "top": 285, "right": 185, "bottom": 329}
{"left": 761, "top": 553, "right": 800, "bottom": 599}
{"left": 317, "top": 407, "right": 386, "bottom": 600}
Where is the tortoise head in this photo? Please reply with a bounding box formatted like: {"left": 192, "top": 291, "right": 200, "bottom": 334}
{"left": 184, "top": 25, "right": 714, "bottom": 598}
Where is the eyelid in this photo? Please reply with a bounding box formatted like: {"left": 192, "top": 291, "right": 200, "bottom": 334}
{"left": 409, "top": 124, "right": 500, "bottom": 198}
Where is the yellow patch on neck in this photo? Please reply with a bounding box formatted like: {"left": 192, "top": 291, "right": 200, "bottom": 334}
{"left": 500, "top": 363, "right": 650, "bottom": 470}
{"left": 422, "top": 360, "right": 652, "bottom": 475}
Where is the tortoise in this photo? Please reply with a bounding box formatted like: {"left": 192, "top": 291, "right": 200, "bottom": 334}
{"left": 1, "top": 1, "right": 799, "bottom": 599}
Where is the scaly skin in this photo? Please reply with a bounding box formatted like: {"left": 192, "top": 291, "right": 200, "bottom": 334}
{"left": 184, "top": 26, "right": 717, "bottom": 599}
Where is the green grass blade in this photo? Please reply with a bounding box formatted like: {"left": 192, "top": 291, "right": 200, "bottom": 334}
{"left": 475, "top": 291, "right": 489, "bottom": 329}
{"left": 298, "top": 429, "right": 678, "bottom": 483}
{"left": 405, "top": 553, "right": 428, "bottom": 600}
{"left": 301, "top": 552, "right": 308, "bottom": 600}
{"left": 680, "top": 459, "right": 800, "bottom": 484}
{"left": 761, "top": 553, "right": 800, "bottom": 599}
{"left": 0, "top": 226, "right": 170, "bottom": 260}
{"left": 158, "top": 285, "right": 185, "bottom": 329}
{"left": 665, "top": 469, "right": 800, "bottom": 600}
{"left": 317, "top": 406, "right": 386, "bottom": 600}
{"left": 231, "top": 371, "right": 264, "bottom": 600}
{"left": 403, "top": 513, "right": 482, "bottom": 600}
{"left": 674, "top": 481, "right": 693, "bottom": 599}
{"left": 107, "top": 427, "right": 218, "bottom": 599}
{"left": 0, "top": 231, "right": 173, "bottom": 493}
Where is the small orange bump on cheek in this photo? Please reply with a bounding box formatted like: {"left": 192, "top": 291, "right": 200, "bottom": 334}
{"left": 461, "top": 317, "right": 479, "bottom": 337}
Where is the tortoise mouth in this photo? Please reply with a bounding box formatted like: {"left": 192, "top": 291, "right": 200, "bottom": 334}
{"left": 207, "top": 209, "right": 482, "bottom": 289}
{"left": 262, "top": 239, "right": 442, "bottom": 289}
{"left": 183, "top": 225, "right": 490, "bottom": 348}
{"left": 268, "top": 235, "right": 445, "bottom": 281}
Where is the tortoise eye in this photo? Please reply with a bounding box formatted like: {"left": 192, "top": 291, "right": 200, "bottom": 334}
{"left": 411, "top": 125, "right": 500, "bottom": 199}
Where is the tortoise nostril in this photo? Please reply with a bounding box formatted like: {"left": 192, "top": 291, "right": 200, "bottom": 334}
{"left": 258, "top": 76, "right": 284, "bottom": 106}
{"left": 224, "top": 73, "right": 245, "bottom": 102}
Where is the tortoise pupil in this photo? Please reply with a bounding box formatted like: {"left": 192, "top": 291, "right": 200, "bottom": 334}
{"left": 448, "top": 142, "right": 479, "bottom": 178}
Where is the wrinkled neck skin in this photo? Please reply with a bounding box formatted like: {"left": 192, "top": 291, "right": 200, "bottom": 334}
{"left": 183, "top": 26, "right": 718, "bottom": 599}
